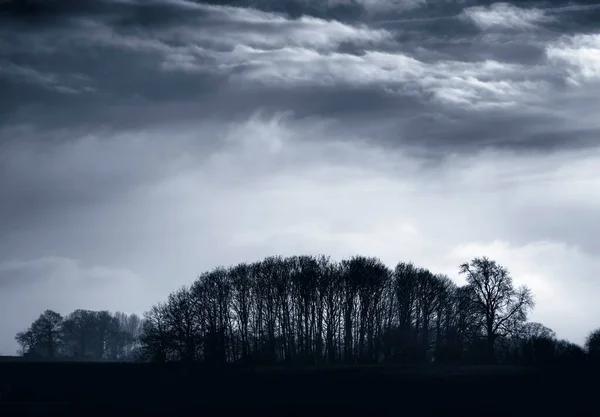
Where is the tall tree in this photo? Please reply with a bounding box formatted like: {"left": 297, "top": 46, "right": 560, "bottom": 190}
{"left": 229, "top": 263, "right": 254, "bottom": 362}
{"left": 459, "top": 257, "right": 534, "bottom": 362}
{"left": 164, "top": 286, "right": 201, "bottom": 363}
{"left": 140, "top": 303, "right": 172, "bottom": 362}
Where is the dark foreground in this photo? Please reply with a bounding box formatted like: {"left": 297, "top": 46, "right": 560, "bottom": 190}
{"left": 0, "top": 361, "right": 597, "bottom": 416}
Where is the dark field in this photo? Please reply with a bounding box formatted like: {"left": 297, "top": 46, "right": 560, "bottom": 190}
{"left": 0, "top": 361, "right": 596, "bottom": 416}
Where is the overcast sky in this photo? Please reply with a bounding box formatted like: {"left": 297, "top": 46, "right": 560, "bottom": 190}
{"left": 1, "top": 0, "right": 600, "bottom": 354}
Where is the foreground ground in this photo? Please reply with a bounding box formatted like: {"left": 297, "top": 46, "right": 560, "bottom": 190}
{"left": 0, "top": 361, "right": 596, "bottom": 416}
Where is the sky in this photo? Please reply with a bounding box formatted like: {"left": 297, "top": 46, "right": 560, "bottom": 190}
{"left": 1, "top": 0, "right": 600, "bottom": 354}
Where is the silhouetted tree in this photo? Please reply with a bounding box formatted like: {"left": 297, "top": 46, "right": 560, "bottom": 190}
{"left": 20, "top": 254, "right": 562, "bottom": 369}
{"left": 62, "top": 309, "right": 118, "bottom": 360}
{"left": 519, "top": 322, "right": 556, "bottom": 340}
{"left": 140, "top": 303, "right": 172, "bottom": 363}
{"left": 15, "top": 310, "right": 64, "bottom": 359}
{"left": 514, "top": 322, "right": 557, "bottom": 365}
{"left": 15, "top": 329, "right": 37, "bottom": 356}
{"left": 554, "top": 339, "right": 586, "bottom": 365}
{"left": 459, "top": 257, "right": 534, "bottom": 363}
{"left": 229, "top": 262, "right": 253, "bottom": 362}
{"left": 163, "top": 287, "right": 201, "bottom": 363}
{"left": 585, "top": 328, "right": 600, "bottom": 363}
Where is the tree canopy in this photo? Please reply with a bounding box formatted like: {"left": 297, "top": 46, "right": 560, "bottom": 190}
{"left": 15, "top": 255, "right": 597, "bottom": 367}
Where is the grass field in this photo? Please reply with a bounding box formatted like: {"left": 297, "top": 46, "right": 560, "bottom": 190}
{"left": 0, "top": 361, "right": 595, "bottom": 416}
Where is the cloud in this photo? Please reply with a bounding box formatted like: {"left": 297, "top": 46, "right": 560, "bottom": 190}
{"left": 546, "top": 34, "right": 600, "bottom": 85}
{"left": 461, "top": 3, "right": 552, "bottom": 30}
{"left": 32, "top": 2, "right": 549, "bottom": 110}
{"left": 0, "top": 0, "right": 590, "bottom": 123}
{"left": 217, "top": 47, "right": 546, "bottom": 108}
{"left": 91, "top": 4, "right": 392, "bottom": 54}
{"left": 0, "top": 61, "right": 94, "bottom": 94}
{"left": 353, "top": 0, "right": 427, "bottom": 13}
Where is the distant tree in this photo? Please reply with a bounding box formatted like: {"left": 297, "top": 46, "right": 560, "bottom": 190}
{"left": 61, "top": 309, "right": 99, "bottom": 359}
{"left": 117, "top": 312, "right": 143, "bottom": 341}
{"left": 519, "top": 322, "right": 556, "bottom": 340}
{"left": 15, "top": 329, "right": 37, "bottom": 356}
{"left": 585, "top": 328, "right": 600, "bottom": 362}
{"left": 112, "top": 312, "right": 143, "bottom": 359}
{"left": 516, "top": 322, "right": 557, "bottom": 365}
{"left": 459, "top": 257, "right": 534, "bottom": 363}
{"left": 554, "top": 339, "right": 586, "bottom": 365}
{"left": 15, "top": 310, "right": 64, "bottom": 358}
{"left": 16, "top": 309, "right": 144, "bottom": 361}
{"left": 32, "top": 310, "right": 64, "bottom": 358}
{"left": 90, "top": 311, "right": 116, "bottom": 359}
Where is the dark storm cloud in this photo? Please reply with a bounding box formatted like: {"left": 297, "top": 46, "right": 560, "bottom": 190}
{"left": 1, "top": 0, "right": 599, "bottom": 157}
{"left": 2, "top": 0, "right": 390, "bottom": 129}
{"left": 0, "top": 0, "right": 114, "bottom": 21}
{"left": 2, "top": 0, "right": 598, "bottom": 26}
{"left": 0, "top": 0, "right": 422, "bottom": 23}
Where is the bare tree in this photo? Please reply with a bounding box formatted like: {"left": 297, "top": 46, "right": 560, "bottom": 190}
{"left": 459, "top": 257, "right": 534, "bottom": 363}
{"left": 229, "top": 263, "right": 254, "bottom": 362}
{"left": 163, "top": 287, "right": 200, "bottom": 363}
{"left": 140, "top": 303, "right": 172, "bottom": 362}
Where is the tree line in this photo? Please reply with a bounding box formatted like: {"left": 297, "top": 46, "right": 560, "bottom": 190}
{"left": 15, "top": 309, "right": 142, "bottom": 361}
{"left": 137, "top": 255, "right": 597, "bottom": 366}
{"left": 16, "top": 255, "right": 600, "bottom": 366}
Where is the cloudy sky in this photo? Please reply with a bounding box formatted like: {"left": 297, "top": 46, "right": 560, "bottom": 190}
{"left": 1, "top": 0, "right": 600, "bottom": 354}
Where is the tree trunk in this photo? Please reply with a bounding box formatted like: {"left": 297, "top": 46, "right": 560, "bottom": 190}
{"left": 487, "top": 335, "right": 496, "bottom": 364}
